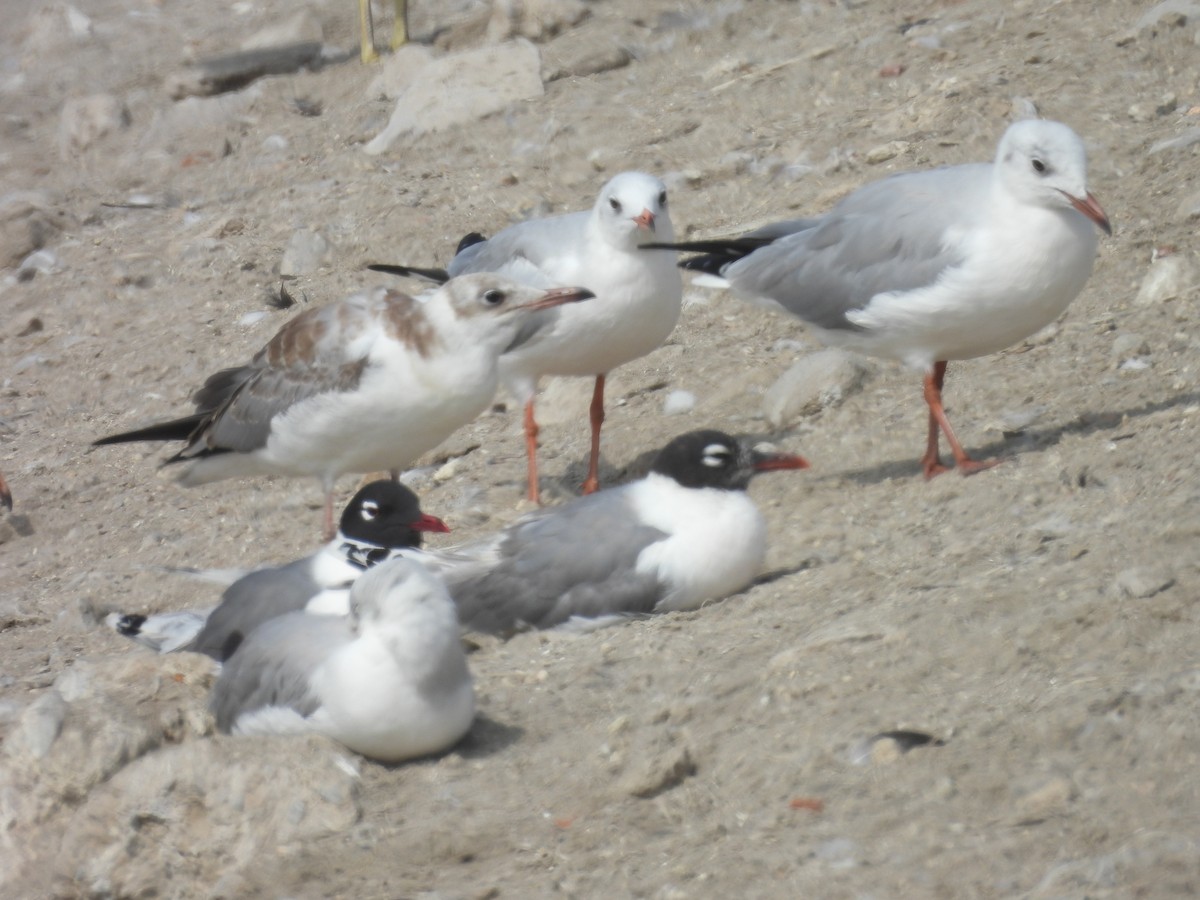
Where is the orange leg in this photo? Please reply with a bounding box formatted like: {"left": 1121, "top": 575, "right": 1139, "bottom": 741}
{"left": 523, "top": 399, "right": 541, "bottom": 504}
{"left": 920, "top": 361, "right": 1001, "bottom": 479}
{"left": 581, "top": 373, "right": 606, "bottom": 495}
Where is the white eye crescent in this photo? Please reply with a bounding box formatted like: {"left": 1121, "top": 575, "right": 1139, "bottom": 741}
{"left": 360, "top": 500, "right": 380, "bottom": 521}
{"left": 702, "top": 444, "right": 733, "bottom": 467}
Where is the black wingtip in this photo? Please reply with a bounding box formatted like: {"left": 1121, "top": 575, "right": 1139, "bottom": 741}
{"left": 367, "top": 263, "right": 451, "bottom": 284}
{"left": 455, "top": 232, "right": 487, "bottom": 255}
{"left": 93, "top": 414, "right": 206, "bottom": 447}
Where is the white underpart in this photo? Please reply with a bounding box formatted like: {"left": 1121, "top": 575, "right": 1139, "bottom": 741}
{"left": 626, "top": 473, "right": 768, "bottom": 613}
{"left": 836, "top": 185, "right": 1099, "bottom": 370}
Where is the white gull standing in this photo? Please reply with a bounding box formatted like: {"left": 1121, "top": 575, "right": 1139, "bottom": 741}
{"left": 370, "top": 171, "right": 684, "bottom": 503}
{"left": 648, "top": 119, "right": 1111, "bottom": 477}
{"left": 210, "top": 556, "right": 474, "bottom": 763}
{"left": 106, "top": 479, "right": 450, "bottom": 659}
{"left": 94, "top": 275, "right": 594, "bottom": 537}
{"left": 439, "top": 429, "right": 809, "bottom": 634}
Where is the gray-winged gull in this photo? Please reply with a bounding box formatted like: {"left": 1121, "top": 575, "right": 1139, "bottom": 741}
{"left": 648, "top": 119, "right": 1111, "bottom": 477}
{"left": 210, "top": 556, "right": 474, "bottom": 763}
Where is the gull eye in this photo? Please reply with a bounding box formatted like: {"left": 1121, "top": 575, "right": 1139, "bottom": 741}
{"left": 1031, "top": 157, "right": 1047, "bottom": 174}
{"left": 360, "top": 499, "right": 380, "bottom": 521}
{"left": 658, "top": 190, "right": 668, "bottom": 207}
{"left": 482, "top": 289, "right": 506, "bottom": 306}
{"left": 608, "top": 197, "right": 622, "bottom": 212}
{"left": 702, "top": 444, "right": 733, "bottom": 468}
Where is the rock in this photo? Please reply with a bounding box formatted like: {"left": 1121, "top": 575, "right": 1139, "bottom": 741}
{"left": 50, "top": 737, "right": 360, "bottom": 898}
{"left": 16, "top": 248, "right": 60, "bottom": 281}
{"left": 20, "top": 3, "right": 93, "bottom": 62}
{"left": 1135, "top": 0, "right": 1200, "bottom": 31}
{"left": 364, "top": 40, "right": 544, "bottom": 155}
{"left": 617, "top": 731, "right": 697, "bottom": 798}
{"left": 1176, "top": 190, "right": 1200, "bottom": 221}
{"left": 864, "top": 140, "right": 910, "bottom": 164}
{"left": 1014, "top": 776, "right": 1075, "bottom": 821}
{"left": 662, "top": 390, "right": 695, "bottom": 416}
{"left": 1149, "top": 129, "right": 1200, "bottom": 155}
{"left": 0, "top": 191, "right": 72, "bottom": 269}
{"left": 487, "top": 0, "right": 590, "bottom": 43}
{"left": 1111, "top": 332, "right": 1150, "bottom": 362}
{"left": 0, "top": 655, "right": 217, "bottom": 889}
{"left": 280, "top": 229, "right": 333, "bottom": 276}
{"left": 763, "top": 349, "right": 870, "bottom": 428}
{"left": 1116, "top": 567, "right": 1175, "bottom": 599}
{"left": 1135, "top": 256, "right": 1198, "bottom": 305}
{"left": 240, "top": 10, "right": 324, "bottom": 50}
{"left": 57, "top": 94, "right": 130, "bottom": 158}
{"left": 544, "top": 43, "right": 632, "bottom": 82}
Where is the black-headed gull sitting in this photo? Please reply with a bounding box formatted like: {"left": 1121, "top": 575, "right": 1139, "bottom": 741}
{"left": 94, "top": 275, "right": 594, "bottom": 536}
{"left": 209, "top": 556, "right": 474, "bottom": 763}
{"left": 370, "top": 171, "right": 684, "bottom": 503}
{"left": 440, "top": 429, "right": 809, "bottom": 634}
{"left": 648, "top": 119, "right": 1111, "bottom": 477}
{"left": 107, "top": 479, "right": 449, "bottom": 658}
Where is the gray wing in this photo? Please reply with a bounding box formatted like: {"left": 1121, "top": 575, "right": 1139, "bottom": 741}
{"left": 176, "top": 294, "right": 383, "bottom": 458}
{"left": 447, "top": 210, "right": 590, "bottom": 284}
{"left": 726, "top": 164, "right": 989, "bottom": 331}
{"left": 189, "top": 559, "right": 322, "bottom": 661}
{"left": 209, "top": 612, "right": 352, "bottom": 732}
{"left": 444, "top": 490, "right": 668, "bottom": 634}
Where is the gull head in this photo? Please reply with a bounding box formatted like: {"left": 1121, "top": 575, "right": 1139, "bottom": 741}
{"left": 349, "top": 556, "right": 455, "bottom": 628}
{"left": 994, "top": 119, "right": 1112, "bottom": 235}
{"left": 592, "top": 171, "right": 676, "bottom": 248}
{"left": 440, "top": 274, "right": 594, "bottom": 352}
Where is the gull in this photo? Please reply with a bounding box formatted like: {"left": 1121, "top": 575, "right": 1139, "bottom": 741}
{"left": 647, "top": 119, "right": 1111, "bottom": 477}
{"left": 370, "top": 171, "right": 684, "bottom": 503}
{"left": 210, "top": 556, "right": 474, "bottom": 763}
{"left": 107, "top": 479, "right": 450, "bottom": 658}
{"left": 439, "top": 429, "right": 809, "bottom": 634}
{"left": 93, "top": 275, "right": 594, "bottom": 537}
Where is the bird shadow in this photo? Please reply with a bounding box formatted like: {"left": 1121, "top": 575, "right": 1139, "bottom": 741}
{"left": 452, "top": 713, "right": 524, "bottom": 760}
{"left": 800, "top": 389, "right": 1200, "bottom": 487}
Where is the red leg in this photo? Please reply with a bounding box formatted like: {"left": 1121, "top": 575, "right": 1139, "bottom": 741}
{"left": 581, "top": 374, "right": 606, "bottom": 495}
{"left": 523, "top": 399, "right": 541, "bottom": 504}
{"left": 921, "top": 361, "right": 1002, "bottom": 479}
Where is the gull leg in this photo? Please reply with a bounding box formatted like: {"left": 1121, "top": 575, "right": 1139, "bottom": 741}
{"left": 359, "top": 0, "right": 379, "bottom": 63}
{"left": 921, "top": 361, "right": 1002, "bottom": 479}
{"left": 390, "top": 0, "right": 409, "bottom": 50}
{"left": 523, "top": 399, "right": 541, "bottom": 505}
{"left": 0, "top": 468, "right": 11, "bottom": 511}
{"left": 580, "top": 373, "right": 606, "bottom": 495}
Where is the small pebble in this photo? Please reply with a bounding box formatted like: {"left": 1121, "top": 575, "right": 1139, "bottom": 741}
{"left": 662, "top": 390, "right": 695, "bottom": 416}
{"left": 1116, "top": 567, "right": 1175, "bottom": 599}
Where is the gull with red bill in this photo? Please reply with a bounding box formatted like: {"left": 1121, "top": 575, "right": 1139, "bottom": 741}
{"left": 370, "top": 170, "right": 683, "bottom": 504}
{"left": 646, "top": 119, "right": 1111, "bottom": 478}
{"left": 436, "top": 429, "right": 809, "bottom": 634}
{"left": 94, "top": 274, "right": 594, "bottom": 537}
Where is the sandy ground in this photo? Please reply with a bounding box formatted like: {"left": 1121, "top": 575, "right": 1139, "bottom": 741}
{"left": 3, "top": 0, "right": 1200, "bottom": 896}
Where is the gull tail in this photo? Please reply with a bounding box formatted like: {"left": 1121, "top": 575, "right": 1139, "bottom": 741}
{"left": 105, "top": 608, "right": 211, "bottom": 654}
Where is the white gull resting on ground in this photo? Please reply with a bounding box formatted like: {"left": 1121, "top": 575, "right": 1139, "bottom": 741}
{"left": 210, "top": 556, "right": 474, "bottom": 763}
{"left": 94, "top": 275, "right": 594, "bottom": 537}
{"left": 369, "top": 171, "right": 684, "bottom": 503}
{"left": 646, "top": 119, "right": 1111, "bottom": 478}
{"left": 438, "top": 429, "right": 809, "bottom": 634}
{"left": 106, "top": 479, "right": 450, "bottom": 659}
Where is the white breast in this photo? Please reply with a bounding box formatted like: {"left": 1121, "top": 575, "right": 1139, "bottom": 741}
{"left": 626, "top": 474, "right": 768, "bottom": 613}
